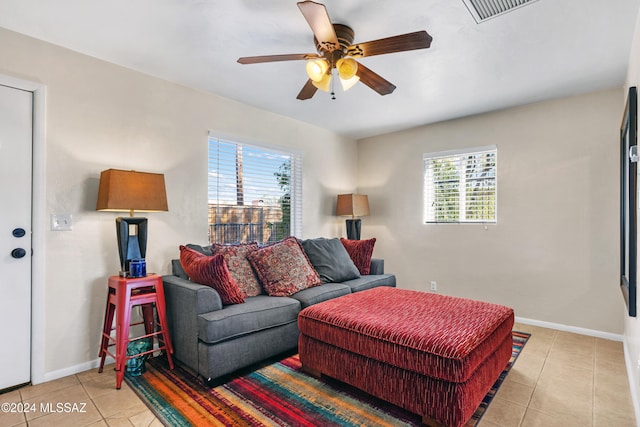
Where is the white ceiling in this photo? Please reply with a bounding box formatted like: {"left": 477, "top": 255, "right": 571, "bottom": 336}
{"left": 1, "top": 0, "right": 639, "bottom": 139}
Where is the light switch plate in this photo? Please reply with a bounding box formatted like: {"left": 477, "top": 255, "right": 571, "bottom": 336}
{"left": 51, "top": 213, "right": 72, "bottom": 231}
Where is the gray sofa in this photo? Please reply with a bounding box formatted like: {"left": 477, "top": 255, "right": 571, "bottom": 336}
{"left": 162, "top": 238, "right": 396, "bottom": 383}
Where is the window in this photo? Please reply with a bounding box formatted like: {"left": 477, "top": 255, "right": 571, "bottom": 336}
{"left": 423, "top": 145, "right": 497, "bottom": 223}
{"left": 208, "top": 134, "right": 302, "bottom": 244}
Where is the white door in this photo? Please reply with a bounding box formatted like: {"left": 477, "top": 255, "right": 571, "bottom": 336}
{"left": 0, "top": 84, "right": 32, "bottom": 390}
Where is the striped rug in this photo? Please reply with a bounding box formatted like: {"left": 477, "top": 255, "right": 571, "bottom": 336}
{"left": 126, "top": 331, "right": 530, "bottom": 426}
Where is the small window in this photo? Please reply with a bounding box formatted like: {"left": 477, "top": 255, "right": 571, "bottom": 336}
{"left": 208, "top": 134, "right": 302, "bottom": 244}
{"left": 423, "top": 145, "right": 497, "bottom": 223}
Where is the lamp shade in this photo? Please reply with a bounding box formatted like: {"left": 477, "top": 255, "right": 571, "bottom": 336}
{"left": 336, "top": 194, "right": 370, "bottom": 218}
{"left": 96, "top": 169, "right": 168, "bottom": 215}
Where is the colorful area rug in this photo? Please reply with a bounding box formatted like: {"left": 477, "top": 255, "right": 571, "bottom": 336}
{"left": 126, "top": 331, "right": 530, "bottom": 426}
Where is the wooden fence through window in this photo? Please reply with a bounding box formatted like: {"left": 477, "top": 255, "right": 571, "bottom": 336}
{"left": 208, "top": 204, "right": 286, "bottom": 244}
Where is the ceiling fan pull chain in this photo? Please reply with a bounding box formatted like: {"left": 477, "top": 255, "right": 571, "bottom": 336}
{"left": 331, "top": 70, "right": 336, "bottom": 100}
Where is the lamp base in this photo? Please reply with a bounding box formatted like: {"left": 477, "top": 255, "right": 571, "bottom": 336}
{"left": 345, "top": 219, "right": 362, "bottom": 240}
{"left": 115, "top": 217, "right": 148, "bottom": 274}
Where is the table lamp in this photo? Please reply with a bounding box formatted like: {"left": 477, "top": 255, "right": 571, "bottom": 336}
{"left": 336, "top": 194, "right": 369, "bottom": 240}
{"left": 96, "top": 169, "right": 168, "bottom": 276}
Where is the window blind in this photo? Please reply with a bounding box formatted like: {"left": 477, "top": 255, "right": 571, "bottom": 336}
{"left": 208, "top": 135, "right": 302, "bottom": 243}
{"left": 423, "top": 145, "right": 497, "bottom": 223}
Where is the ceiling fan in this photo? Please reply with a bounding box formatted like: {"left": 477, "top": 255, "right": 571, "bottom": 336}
{"left": 237, "top": 1, "right": 433, "bottom": 100}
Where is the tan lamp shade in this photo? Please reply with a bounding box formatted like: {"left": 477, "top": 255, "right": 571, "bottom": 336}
{"left": 96, "top": 169, "right": 168, "bottom": 216}
{"left": 336, "top": 194, "right": 370, "bottom": 218}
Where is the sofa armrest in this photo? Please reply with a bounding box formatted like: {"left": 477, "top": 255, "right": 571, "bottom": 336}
{"left": 162, "top": 274, "right": 223, "bottom": 370}
{"left": 370, "top": 258, "right": 384, "bottom": 275}
{"left": 163, "top": 274, "right": 223, "bottom": 314}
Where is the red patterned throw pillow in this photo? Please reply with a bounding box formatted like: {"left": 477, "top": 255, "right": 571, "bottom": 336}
{"left": 247, "top": 237, "right": 321, "bottom": 297}
{"left": 210, "top": 242, "right": 262, "bottom": 296}
{"left": 179, "top": 245, "right": 245, "bottom": 305}
{"left": 340, "top": 237, "right": 376, "bottom": 275}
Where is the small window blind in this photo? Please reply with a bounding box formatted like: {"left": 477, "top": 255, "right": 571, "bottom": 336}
{"left": 208, "top": 134, "right": 302, "bottom": 244}
{"left": 423, "top": 145, "right": 497, "bottom": 223}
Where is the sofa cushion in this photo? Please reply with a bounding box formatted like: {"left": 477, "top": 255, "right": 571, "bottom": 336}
{"left": 302, "top": 237, "right": 360, "bottom": 283}
{"left": 186, "top": 243, "right": 213, "bottom": 256}
{"left": 340, "top": 237, "right": 376, "bottom": 275}
{"left": 211, "top": 242, "right": 262, "bottom": 297}
{"left": 369, "top": 258, "right": 384, "bottom": 275}
{"left": 197, "top": 295, "right": 301, "bottom": 344}
{"left": 290, "top": 283, "right": 352, "bottom": 309}
{"left": 341, "top": 274, "right": 396, "bottom": 293}
{"left": 171, "top": 259, "right": 189, "bottom": 280}
{"left": 179, "top": 245, "right": 245, "bottom": 305}
{"left": 247, "top": 237, "right": 321, "bottom": 297}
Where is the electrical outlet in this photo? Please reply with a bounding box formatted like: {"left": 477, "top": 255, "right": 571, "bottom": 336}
{"left": 430, "top": 281, "right": 437, "bottom": 292}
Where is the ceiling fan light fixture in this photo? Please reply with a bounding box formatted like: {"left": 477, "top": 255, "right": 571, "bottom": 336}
{"left": 336, "top": 57, "right": 358, "bottom": 80}
{"left": 306, "top": 59, "right": 329, "bottom": 82}
{"left": 312, "top": 73, "right": 332, "bottom": 92}
{"left": 340, "top": 75, "right": 360, "bottom": 91}
{"left": 238, "top": 2, "right": 432, "bottom": 100}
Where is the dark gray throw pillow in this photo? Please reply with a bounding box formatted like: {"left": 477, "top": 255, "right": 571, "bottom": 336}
{"left": 302, "top": 237, "right": 360, "bottom": 283}
{"left": 186, "top": 243, "right": 213, "bottom": 256}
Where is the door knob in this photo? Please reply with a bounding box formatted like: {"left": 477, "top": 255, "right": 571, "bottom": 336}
{"left": 11, "top": 248, "right": 26, "bottom": 259}
{"left": 12, "top": 228, "right": 26, "bottom": 238}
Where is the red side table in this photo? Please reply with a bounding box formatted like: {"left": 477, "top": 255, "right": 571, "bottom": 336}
{"left": 98, "top": 274, "right": 174, "bottom": 389}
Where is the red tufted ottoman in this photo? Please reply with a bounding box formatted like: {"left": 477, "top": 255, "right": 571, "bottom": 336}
{"left": 298, "top": 287, "right": 514, "bottom": 427}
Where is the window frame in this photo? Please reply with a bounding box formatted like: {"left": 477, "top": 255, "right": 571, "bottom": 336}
{"left": 207, "top": 132, "right": 303, "bottom": 244}
{"left": 423, "top": 145, "right": 497, "bottom": 224}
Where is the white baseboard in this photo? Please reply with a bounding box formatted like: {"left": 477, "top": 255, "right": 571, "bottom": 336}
{"left": 38, "top": 356, "right": 115, "bottom": 385}
{"left": 38, "top": 341, "right": 162, "bottom": 384}
{"left": 514, "top": 316, "right": 624, "bottom": 342}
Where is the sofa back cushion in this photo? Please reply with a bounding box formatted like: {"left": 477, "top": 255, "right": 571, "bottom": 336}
{"left": 301, "top": 237, "right": 360, "bottom": 283}
{"left": 186, "top": 243, "right": 213, "bottom": 256}
{"left": 247, "top": 237, "right": 321, "bottom": 297}
{"left": 171, "top": 259, "right": 188, "bottom": 279}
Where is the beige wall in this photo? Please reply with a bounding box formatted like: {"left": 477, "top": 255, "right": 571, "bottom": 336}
{"left": 358, "top": 89, "right": 623, "bottom": 334}
{"left": 624, "top": 7, "right": 640, "bottom": 417}
{"left": 0, "top": 28, "right": 357, "bottom": 378}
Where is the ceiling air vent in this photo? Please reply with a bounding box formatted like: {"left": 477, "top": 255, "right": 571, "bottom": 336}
{"left": 462, "top": 0, "right": 539, "bottom": 23}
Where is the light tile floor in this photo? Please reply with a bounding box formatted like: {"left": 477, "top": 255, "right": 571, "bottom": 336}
{"left": 0, "top": 323, "right": 636, "bottom": 426}
{"left": 483, "top": 323, "right": 636, "bottom": 427}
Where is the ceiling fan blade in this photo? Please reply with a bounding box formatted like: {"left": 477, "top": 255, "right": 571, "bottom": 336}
{"left": 297, "top": 1, "right": 339, "bottom": 52}
{"left": 238, "top": 53, "right": 320, "bottom": 64}
{"left": 296, "top": 79, "right": 318, "bottom": 100}
{"left": 347, "top": 31, "right": 432, "bottom": 58}
{"left": 356, "top": 62, "right": 396, "bottom": 96}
